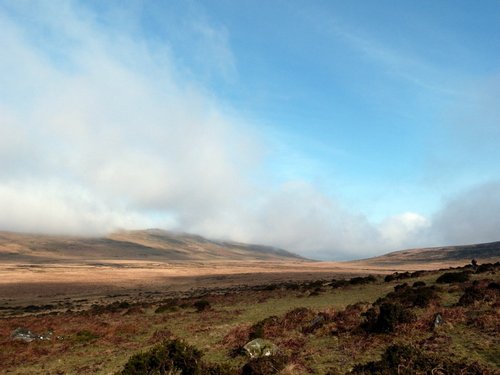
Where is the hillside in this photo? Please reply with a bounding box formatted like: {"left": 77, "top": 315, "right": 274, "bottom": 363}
{"left": 360, "top": 240, "right": 500, "bottom": 265}
{"left": 0, "top": 229, "right": 303, "bottom": 264}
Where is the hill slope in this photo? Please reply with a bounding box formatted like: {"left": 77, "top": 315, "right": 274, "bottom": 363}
{"left": 0, "top": 229, "right": 304, "bottom": 264}
{"left": 360, "top": 241, "right": 500, "bottom": 265}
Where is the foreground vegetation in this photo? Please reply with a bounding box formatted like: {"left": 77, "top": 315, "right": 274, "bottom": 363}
{"left": 1, "top": 262, "right": 499, "bottom": 374}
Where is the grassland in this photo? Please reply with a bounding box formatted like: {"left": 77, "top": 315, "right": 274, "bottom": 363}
{"left": 1, "top": 262, "right": 499, "bottom": 374}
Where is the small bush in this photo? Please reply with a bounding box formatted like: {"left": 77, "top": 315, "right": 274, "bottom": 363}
{"left": 488, "top": 281, "right": 500, "bottom": 290}
{"left": 363, "top": 303, "right": 415, "bottom": 333}
{"left": 377, "top": 285, "right": 439, "bottom": 308}
{"left": 241, "top": 355, "right": 288, "bottom": 375}
{"left": 384, "top": 272, "right": 411, "bottom": 282}
{"left": 350, "top": 344, "right": 487, "bottom": 374}
{"left": 120, "top": 339, "right": 202, "bottom": 375}
{"left": 394, "top": 283, "right": 409, "bottom": 292}
{"left": 193, "top": 300, "right": 211, "bottom": 312}
{"left": 200, "top": 362, "right": 238, "bottom": 375}
{"left": 330, "top": 279, "right": 349, "bottom": 288}
{"left": 155, "top": 299, "right": 180, "bottom": 313}
{"left": 249, "top": 316, "right": 279, "bottom": 340}
{"left": 384, "top": 274, "right": 396, "bottom": 282}
{"left": 436, "top": 271, "right": 469, "bottom": 284}
{"left": 349, "top": 275, "right": 377, "bottom": 285}
{"left": 458, "top": 286, "right": 484, "bottom": 306}
{"left": 412, "top": 281, "right": 426, "bottom": 288}
{"left": 476, "top": 263, "right": 495, "bottom": 273}
{"left": 74, "top": 330, "right": 99, "bottom": 343}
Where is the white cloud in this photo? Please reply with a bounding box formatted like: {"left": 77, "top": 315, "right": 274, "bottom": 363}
{"left": 0, "top": 2, "right": 498, "bottom": 260}
{"left": 378, "top": 212, "right": 430, "bottom": 249}
{"left": 430, "top": 181, "right": 500, "bottom": 245}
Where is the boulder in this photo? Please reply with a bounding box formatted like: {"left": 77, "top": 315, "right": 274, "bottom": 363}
{"left": 11, "top": 327, "right": 52, "bottom": 342}
{"left": 243, "top": 338, "right": 278, "bottom": 358}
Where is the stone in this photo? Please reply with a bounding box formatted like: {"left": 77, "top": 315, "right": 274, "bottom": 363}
{"left": 243, "top": 338, "right": 278, "bottom": 358}
{"left": 11, "top": 327, "right": 53, "bottom": 342}
{"left": 432, "top": 313, "right": 443, "bottom": 330}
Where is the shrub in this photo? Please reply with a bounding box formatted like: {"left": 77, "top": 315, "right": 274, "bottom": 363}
{"left": 393, "top": 283, "right": 409, "bottom": 292}
{"left": 384, "top": 272, "right": 411, "bottom": 282}
{"left": 458, "top": 286, "right": 484, "bottom": 306}
{"left": 249, "top": 316, "right": 279, "bottom": 340}
{"left": 241, "top": 355, "right": 288, "bottom": 375}
{"left": 74, "top": 330, "right": 99, "bottom": 343}
{"left": 436, "top": 271, "right": 469, "bottom": 284}
{"left": 349, "top": 275, "right": 377, "bottom": 285}
{"left": 476, "top": 263, "right": 495, "bottom": 274}
{"left": 155, "top": 299, "right": 180, "bottom": 313}
{"left": 200, "top": 362, "right": 238, "bottom": 375}
{"left": 377, "top": 285, "right": 439, "bottom": 308}
{"left": 330, "top": 279, "right": 349, "bottom": 288}
{"left": 193, "top": 300, "right": 211, "bottom": 312}
{"left": 350, "top": 344, "right": 487, "bottom": 374}
{"left": 384, "top": 274, "right": 396, "bottom": 282}
{"left": 488, "top": 281, "right": 500, "bottom": 290}
{"left": 363, "top": 303, "right": 415, "bottom": 333}
{"left": 412, "top": 281, "right": 426, "bottom": 288}
{"left": 410, "top": 271, "right": 425, "bottom": 278}
{"left": 120, "top": 339, "right": 202, "bottom": 375}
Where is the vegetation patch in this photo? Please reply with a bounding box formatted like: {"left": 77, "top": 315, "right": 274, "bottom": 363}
{"left": 362, "top": 302, "right": 415, "bottom": 333}
{"left": 436, "top": 271, "right": 470, "bottom": 284}
{"left": 194, "top": 300, "right": 211, "bottom": 312}
{"left": 120, "top": 339, "right": 203, "bottom": 375}
{"left": 349, "top": 344, "right": 488, "bottom": 374}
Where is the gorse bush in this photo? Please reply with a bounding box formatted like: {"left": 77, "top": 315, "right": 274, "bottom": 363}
{"left": 350, "top": 344, "right": 487, "bottom": 374}
{"left": 436, "top": 271, "right": 470, "bottom": 284}
{"left": 376, "top": 284, "right": 439, "bottom": 308}
{"left": 193, "top": 300, "right": 211, "bottom": 312}
{"left": 120, "top": 339, "right": 202, "bottom": 375}
{"left": 348, "top": 275, "right": 377, "bottom": 285}
{"left": 363, "top": 302, "right": 415, "bottom": 333}
{"left": 241, "top": 355, "right": 288, "bottom": 375}
{"left": 412, "top": 281, "right": 426, "bottom": 288}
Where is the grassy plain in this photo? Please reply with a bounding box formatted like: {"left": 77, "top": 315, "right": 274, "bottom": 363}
{"left": 1, "top": 262, "right": 499, "bottom": 374}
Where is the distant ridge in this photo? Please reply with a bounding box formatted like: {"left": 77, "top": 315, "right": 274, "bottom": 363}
{"left": 0, "top": 229, "right": 304, "bottom": 264}
{"left": 360, "top": 241, "right": 500, "bottom": 265}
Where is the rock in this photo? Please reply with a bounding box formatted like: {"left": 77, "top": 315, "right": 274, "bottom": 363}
{"left": 11, "top": 327, "right": 37, "bottom": 342}
{"left": 432, "top": 313, "right": 443, "bottom": 330}
{"left": 243, "top": 338, "right": 278, "bottom": 358}
{"left": 11, "top": 327, "right": 53, "bottom": 342}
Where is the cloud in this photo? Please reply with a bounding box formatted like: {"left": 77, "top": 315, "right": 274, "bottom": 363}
{"left": 0, "top": 1, "right": 255, "bottom": 233}
{"left": 378, "top": 212, "right": 430, "bottom": 249}
{"left": 0, "top": 2, "right": 498, "bottom": 260}
{"left": 429, "top": 181, "right": 500, "bottom": 245}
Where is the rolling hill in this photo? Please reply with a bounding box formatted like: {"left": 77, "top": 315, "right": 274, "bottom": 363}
{"left": 1, "top": 228, "right": 499, "bottom": 266}
{"left": 0, "top": 229, "right": 304, "bottom": 264}
{"left": 359, "top": 240, "right": 500, "bottom": 265}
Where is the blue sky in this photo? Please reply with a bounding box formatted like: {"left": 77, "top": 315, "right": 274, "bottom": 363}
{"left": 0, "top": 1, "right": 499, "bottom": 259}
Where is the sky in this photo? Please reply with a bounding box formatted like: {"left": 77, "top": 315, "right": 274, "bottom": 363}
{"left": 0, "top": 0, "right": 499, "bottom": 259}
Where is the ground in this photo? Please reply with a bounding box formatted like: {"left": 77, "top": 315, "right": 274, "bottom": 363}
{"left": 0, "top": 261, "right": 498, "bottom": 374}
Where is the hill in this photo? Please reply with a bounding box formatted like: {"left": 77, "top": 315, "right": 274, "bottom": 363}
{"left": 0, "top": 229, "right": 304, "bottom": 264}
{"left": 359, "top": 240, "right": 500, "bottom": 266}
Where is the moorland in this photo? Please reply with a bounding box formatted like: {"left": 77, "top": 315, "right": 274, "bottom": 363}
{"left": 0, "top": 230, "right": 499, "bottom": 374}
